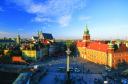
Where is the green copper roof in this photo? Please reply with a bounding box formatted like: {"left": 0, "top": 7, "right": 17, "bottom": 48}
{"left": 108, "top": 41, "right": 114, "bottom": 48}
{"left": 84, "top": 24, "right": 90, "bottom": 35}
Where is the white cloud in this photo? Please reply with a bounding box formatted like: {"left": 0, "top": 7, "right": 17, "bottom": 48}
{"left": 33, "top": 16, "right": 55, "bottom": 23}
{"left": 0, "top": 31, "right": 9, "bottom": 35}
{"left": 0, "top": 31, "right": 12, "bottom": 37}
{"left": 17, "top": 28, "right": 24, "bottom": 31}
{"left": 58, "top": 15, "right": 71, "bottom": 27}
{"left": 79, "top": 16, "right": 91, "bottom": 21}
{"left": 7, "top": 0, "right": 87, "bottom": 26}
{"left": 27, "top": 3, "right": 48, "bottom": 14}
{"left": 25, "top": 0, "right": 87, "bottom": 16}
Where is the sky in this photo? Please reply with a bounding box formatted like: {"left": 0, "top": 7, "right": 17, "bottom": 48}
{"left": 0, "top": 0, "right": 128, "bottom": 40}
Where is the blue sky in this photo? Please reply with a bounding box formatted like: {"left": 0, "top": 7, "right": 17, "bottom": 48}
{"left": 0, "top": 0, "right": 128, "bottom": 40}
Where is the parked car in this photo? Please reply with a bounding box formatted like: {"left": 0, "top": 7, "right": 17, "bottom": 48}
{"left": 69, "top": 68, "right": 74, "bottom": 72}
{"left": 74, "top": 68, "right": 80, "bottom": 73}
{"left": 57, "top": 67, "right": 66, "bottom": 72}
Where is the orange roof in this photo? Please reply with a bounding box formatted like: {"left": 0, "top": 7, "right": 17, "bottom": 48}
{"left": 12, "top": 56, "right": 25, "bottom": 62}
{"left": 76, "top": 41, "right": 87, "bottom": 47}
{"left": 41, "top": 39, "right": 50, "bottom": 44}
{"left": 76, "top": 39, "right": 128, "bottom": 53}
{"left": 87, "top": 42, "right": 108, "bottom": 52}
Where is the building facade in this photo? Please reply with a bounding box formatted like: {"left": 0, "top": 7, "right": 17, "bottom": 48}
{"left": 22, "top": 50, "right": 43, "bottom": 60}
{"left": 76, "top": 25, "right": 128, "bottom": 68}
{"left": 32, "top": 31, "right": 54, "bottom": 44}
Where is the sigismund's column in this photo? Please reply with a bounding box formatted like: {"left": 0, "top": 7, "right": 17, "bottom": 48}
{"left": 66, "top": 48, "right": 71, "bottom": 84}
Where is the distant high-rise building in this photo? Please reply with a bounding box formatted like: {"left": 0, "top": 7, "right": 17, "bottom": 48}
{"left": 16, "top": 35, "right": 21, "bottom": 44}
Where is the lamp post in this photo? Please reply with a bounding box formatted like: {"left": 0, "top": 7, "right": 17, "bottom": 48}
{"left": 66, "top": 48, "right": 71, "bottom": 84}
{"left": 104, "top": 52, "right": 109, "bottom": 84}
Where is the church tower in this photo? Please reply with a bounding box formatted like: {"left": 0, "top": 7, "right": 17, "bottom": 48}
{"left": 108, "top": 41, "right": 114, "bottom": 53}
{"left": 38, "top": 31, "right": 40, "bottom": 38}
{"left": 83, "top": 24, "right": 90, "bottom": 42}
{"left": 38, "top": 31, "right": 43, "bottom": 40}
{"left": 107, "top": 41, "right": 114, "bottom": 67}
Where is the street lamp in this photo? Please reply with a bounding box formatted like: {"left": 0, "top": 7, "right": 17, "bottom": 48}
{"left": 66, "top": 48, "right": 71, "bottom": 84}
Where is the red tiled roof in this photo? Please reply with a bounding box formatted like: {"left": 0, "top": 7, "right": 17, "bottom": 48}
{"left": 87, "top": 42, "right": 108, "bottom": 52}
{"left": 76, "top": 41, "right": 86, "bottom": 47}
{"left": 41, "top": 39, "right": 50, "bottom": 44}
{"left": 12, "top": 56, "right": 25, "bottom": 62}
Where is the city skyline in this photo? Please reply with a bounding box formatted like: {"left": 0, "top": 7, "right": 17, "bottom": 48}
{"left": 0, "top": 0, "right": 128, "bottom": 40}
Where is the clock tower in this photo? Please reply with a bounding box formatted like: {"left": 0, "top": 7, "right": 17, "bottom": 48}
{"left": 83, "top": 24, "right": 90, "bottom": 42}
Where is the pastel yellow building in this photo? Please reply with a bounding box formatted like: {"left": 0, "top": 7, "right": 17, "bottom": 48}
{"left": 22, "top": 50, "right": 43, "bottom": 60}
{"left": 4, "top": 50, "right": 9, "bottom": 55}
{"left": 76, "top": 25, "right": 128, "bottom": 68}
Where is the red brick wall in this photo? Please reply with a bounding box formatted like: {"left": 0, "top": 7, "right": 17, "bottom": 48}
{"left": 112, "top": 52, "right": 128, "bottom": 68}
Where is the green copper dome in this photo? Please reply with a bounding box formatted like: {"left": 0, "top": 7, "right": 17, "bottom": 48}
{"left": 84, "top": 24, "right": 90, "bottom": 35}
{"left": 108, "top": 41, "right": 114, "bottom": 48}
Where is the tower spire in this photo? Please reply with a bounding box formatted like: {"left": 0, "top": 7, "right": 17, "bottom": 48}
{"left": 40, "top": 30, "right": 43, "bottom": 34}
{"left": 108, "top": 41, "right": 114, "bottom": 49}
{"left": 38, "top": 31, "right": 39, "bottom": 36}
{"left": 84, "top": 24, "right": 89, "bottom": 35}
{"left": 83, "top": 24, "right": 90, "bottom": 43}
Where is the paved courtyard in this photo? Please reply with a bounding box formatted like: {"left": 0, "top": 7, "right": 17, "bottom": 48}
{"left": 39, "top": 57, "right": 106, "bottom": 84}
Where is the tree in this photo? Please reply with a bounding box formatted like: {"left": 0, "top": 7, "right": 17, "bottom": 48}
{"left": 0, "top": 55, "right": 12, "bottom": 63}
{"left": 113, "top": 44, "right": 118, "bottom": 51}
{"left": 0, "top": 50, "right": 4, "bottom": 55}
{"left": 65, "top": 40, "right": 77, "bottom": 56}
{"left": 6, "top": 50, "right": 22, "bottom": 57}
{"left": 69, "top": 42, "right": 77, "bottom": 56}
{"left": 65, "top": 40, "right": 73, "bottom": 48}
{"left": 117, "top": 60, "right": 128, "bottom": 71}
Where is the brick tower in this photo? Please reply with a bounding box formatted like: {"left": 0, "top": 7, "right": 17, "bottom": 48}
{"left": 83, "top": 24, "right": 90, "bottom": 46}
